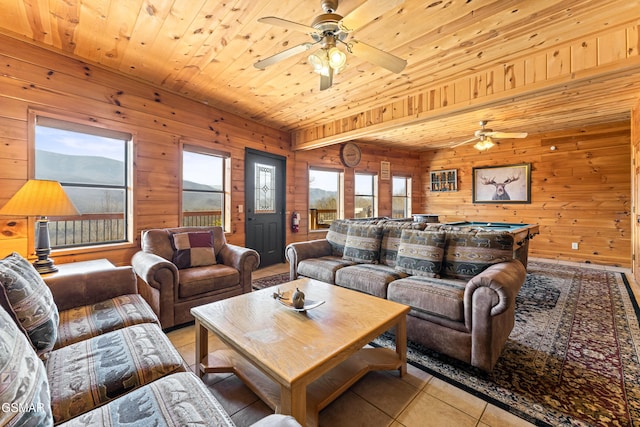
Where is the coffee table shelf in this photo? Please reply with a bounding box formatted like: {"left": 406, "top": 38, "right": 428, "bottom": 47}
{"left": 201, "top": 346, "right": 402, "bottom": 425}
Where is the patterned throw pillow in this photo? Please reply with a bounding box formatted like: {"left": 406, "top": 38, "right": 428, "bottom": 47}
{"left": 326, "top": 220, "right": 351, "bottom": 256}
{"left": 0, "top": 305, "right": 53, "bottom": 426}
{"left": 395, "top": 229, "right": 446, "bottom": 277}
{"left": 442, "top": 231, "right": 514, "bottom": 279}
{"left": 342, "top": 224, "right": 384, "bottom": 264}
{"left": 379, "top": 222, "right": 428, "bottom": 267}
{"left": 0, "top": 252, "right": 59, "bottom": 356}
{"left": 170, "top": 231, "right": 217, "bottom": 269}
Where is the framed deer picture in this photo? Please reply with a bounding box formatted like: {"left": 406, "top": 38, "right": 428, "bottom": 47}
{"left": 472, "top": 163, "right": 531, "bottom": 203}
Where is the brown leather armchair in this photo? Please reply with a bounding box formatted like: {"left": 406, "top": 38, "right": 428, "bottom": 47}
{"left": 131, "top": 226, "right": 260, "bottom": 329}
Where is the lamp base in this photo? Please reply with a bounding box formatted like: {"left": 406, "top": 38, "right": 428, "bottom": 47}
{"left": 32, "top": 258, "right": 58, "bottom": 274}
{"left": 34, "top": 218, "right": 57, "bottom": 274}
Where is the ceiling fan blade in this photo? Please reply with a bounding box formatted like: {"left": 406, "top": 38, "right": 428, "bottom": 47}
{"left": 485, "top": 131, "right": 528, "bottom": 139}
{"left": 320, "top": 68, "right": 334, "bottom": 91}
{"left": 258, "top": 17, "right": 321, "bottom": 36}
{"left": 451, "top": 137, "right": 478, "bottom": 148}
{"left": 347, "top": 39, "right": 407, "bottom": 73}
{"left": 254, "top": 42, "right": 314, "bottom": 69}
{"left": 339, "top": 0, "right": 405, "bottom": 32}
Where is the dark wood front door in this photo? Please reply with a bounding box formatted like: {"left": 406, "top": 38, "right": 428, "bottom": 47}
{"left": 244, "top": 149, "right": 286, "bottom": 267}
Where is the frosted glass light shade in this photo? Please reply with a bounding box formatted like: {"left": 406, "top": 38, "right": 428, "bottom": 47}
{"left": 328, "top": 47, "right": 346, "bottom": 69}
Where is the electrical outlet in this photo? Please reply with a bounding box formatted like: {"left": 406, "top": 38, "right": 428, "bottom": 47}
{"left": 571, "top": 242, "right": 579, "bottom": 250}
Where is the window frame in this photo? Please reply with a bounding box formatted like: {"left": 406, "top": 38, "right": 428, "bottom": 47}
{"left": 308, "top": 167, "right": 344, "bottom": 231}
{"left": 29, "top": 110, "right": 135, "bottom": 254}
{"left": 354, "top": 172, "right": 378, "bottom": 218}
{"left": 392, "top": 175, "right": 412, "bottom": 219}
{"left": 180, "top": 142, "right": 231, "bottom": 232}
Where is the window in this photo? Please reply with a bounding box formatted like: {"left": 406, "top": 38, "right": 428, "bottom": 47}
{"left": 182, "top": 146, "right": 230, "bottom": 229}
{"left": 392, "top": 176, "right": 412, "bottom": 218}
{"left": 309, "top": 168, "right": 343, "bottom": 230}
{"left": 354, "top": 173, "right": 377, "bottom": 218}
{"left": 34, "top": 116, "right": 131, "bottom": 248}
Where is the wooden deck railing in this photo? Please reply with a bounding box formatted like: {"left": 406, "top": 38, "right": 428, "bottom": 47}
{"left": 48, "top": 210, "right": 223, "bottom": 247}
{"left": 49, "top": 213, "right": 125, "bottom": 247}
{"left": 309, "top": 208, "right": 337, "bottom": 229}
{"left": 182, "top": 210, "right": 223, "bottom": 227}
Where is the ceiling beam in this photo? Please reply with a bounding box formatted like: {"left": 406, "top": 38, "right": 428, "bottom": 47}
{"left": 292, "top": 22, "right": 640, "bottom": 151}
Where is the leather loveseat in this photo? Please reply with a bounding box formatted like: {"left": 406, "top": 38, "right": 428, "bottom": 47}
{"left": 132, "top": 226, "right": 260, "bottom": 328}
{"left": 285, "top": 219, "right": 527, "bottom": 371}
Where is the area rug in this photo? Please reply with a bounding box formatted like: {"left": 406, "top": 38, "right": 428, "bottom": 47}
{"left": 252, "top": 272, "right": 290, "bottom": 290}
{"left": 374, "top": 261, "right": 640, "bottom": 426}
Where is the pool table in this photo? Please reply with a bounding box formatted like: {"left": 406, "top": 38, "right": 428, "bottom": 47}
{"left": 444, "top": 221, "right": 539, "bottom": 268}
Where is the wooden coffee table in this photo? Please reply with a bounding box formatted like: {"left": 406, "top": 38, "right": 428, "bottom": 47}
{"left": 191, "top": 278, "right": 410, "bottom": 426}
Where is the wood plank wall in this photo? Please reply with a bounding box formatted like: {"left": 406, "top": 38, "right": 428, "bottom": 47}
{"left": 421, "top": 122, "right": 632, "bottom": 267}
{"left": 632, "top": 99, "right": 640, "bottom": 280}
{"left": 0, "top": 35, "right": 292, "bottom": 266}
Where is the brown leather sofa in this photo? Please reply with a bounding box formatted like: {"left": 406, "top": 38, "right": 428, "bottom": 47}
{"left": 132, "top": 226, "right": 260, "bottom": 328}
{"left": 285, "top": 219, "right": 527, "bottom": 371}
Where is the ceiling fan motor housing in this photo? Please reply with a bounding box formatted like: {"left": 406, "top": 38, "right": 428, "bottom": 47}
{"left": 321, "top": 0, "right": 339, "bottom": 13}
{"left": 311, "top": 13, "right": 348, "bottom": 43}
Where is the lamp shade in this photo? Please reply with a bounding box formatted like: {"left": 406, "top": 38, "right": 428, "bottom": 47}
{"left": 0, "top": 180, "right": 79, "bottom": 217}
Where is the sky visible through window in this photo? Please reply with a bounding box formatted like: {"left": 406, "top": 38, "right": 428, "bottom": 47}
{"left": 36, "top": 127, "right": 124, "bottom": 161}
{"left": 309, "top": 169, "right": 338, "bottom": 190}
{"left": 183, "top": 151, "right": 223, "bottom": 187}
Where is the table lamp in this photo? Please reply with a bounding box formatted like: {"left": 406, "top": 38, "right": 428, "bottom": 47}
{"left": 0, "top": 179, "right": 79, "bottom": 273}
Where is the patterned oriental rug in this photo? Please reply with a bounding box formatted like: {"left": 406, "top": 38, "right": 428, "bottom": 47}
{"left": 252, "top": 262, "right": 640, "bottom": 426}
{"left": 252, "top": 272, "right": 290, "bottom": 290}
{"left": 374, "top": 261, "right": 640, "bottom": 426}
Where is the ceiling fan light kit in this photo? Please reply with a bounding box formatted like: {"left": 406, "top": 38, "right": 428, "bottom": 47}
{"left": 255, "top": 0, "right": 407, "bottom": 90}
{"left": 473, "top": 137, "right": 495, "bottom": 151}
{"left": 453, "top": 120, "right": 528, "bottom": 151}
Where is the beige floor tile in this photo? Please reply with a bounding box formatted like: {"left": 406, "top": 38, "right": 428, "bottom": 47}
{"left": 203, "top": 374, "right": 261, "bottom": 416}
{"left": 319, "top": 390, "right": 395, "bottom": 427}
{"left": 231, "top": 400, "right": 274, "bottom": 426}
{"left": 424, "top": 376, "right": 487, "bottom": 419}
{"left": 350, "top": 370, "right": 420, "bottom": 418}
{"left": 401, "top": 363, "right": 432, "bottom": 390}
{"left": 164, "top": 323, "right": 195, "bottom": 348}
{"left": 480, "top": 404, "right": 538, "bottom": 427}
{"left": 397, "top": 391, "right": 477, "bottom": 427}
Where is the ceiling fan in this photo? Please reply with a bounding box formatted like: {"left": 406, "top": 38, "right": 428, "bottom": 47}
{"left": 453, "top": 121, "right": 528, "bottom": 151}
{"left": 254, "top": 0, "right": 407, "bottom": 90}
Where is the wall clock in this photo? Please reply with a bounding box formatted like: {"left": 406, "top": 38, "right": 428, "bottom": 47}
{"left": 340, "top": 142, "right": 361, "bottom": 167}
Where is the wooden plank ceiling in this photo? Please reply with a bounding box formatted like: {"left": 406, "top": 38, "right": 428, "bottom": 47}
{"left": 1, "top": 0, "right": 639, "bottom": 151}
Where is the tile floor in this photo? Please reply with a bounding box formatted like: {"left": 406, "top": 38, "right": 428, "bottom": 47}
{"left": 166, "top": 258, "right": 636, "bottom": 427}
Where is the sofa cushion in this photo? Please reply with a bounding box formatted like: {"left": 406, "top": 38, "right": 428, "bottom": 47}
{"left": 335, "top": 264, "right": 408, "bottom": 298}
{"left": 178, "top": 264, "right": 240, "bottom": 298}
{"left": 55, "top": 294, "right": 159, "bottom": 349}
{"left": 388, "top": 276, "right": 467, "bottom": 323}
{"left": 326, "top": 220, "right": 351, "bottom": 256}
{"left": 395, "top": 229, "right": 446, "bottom": 277}
{"left": 342, "top": 224, "right": 383, "bottom": 264}
{"left": 58, "top": 372, "right": 235, "bottom": 427}
{"left": 170, "top": 231, "right": 217, "bottom": 269}
{"left": 379, "top": 222, "right": 427, "bottom": 266}
{"left": 0, "top": 305, "right": 53, "bottom": 427}
{"left": 0, "top": 252, "right": 59, "bottom": 356}
{"left": 442, "top": 231, "right": 514, "bottom": 279}
{"left": 297, "top": 256, "right": 355, "bottom": 284}
{"left": 47, "top": 323, "right": 186, "bottom": 424}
